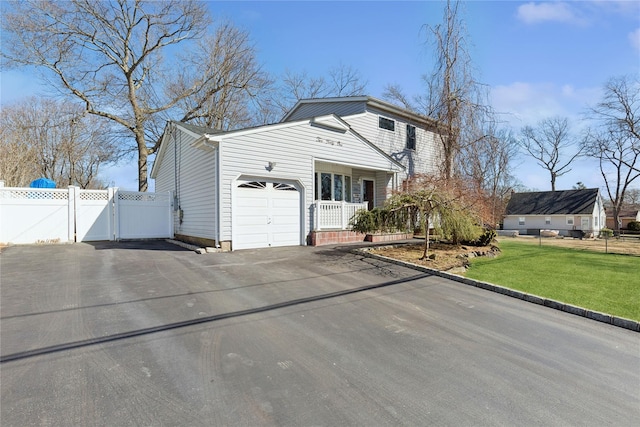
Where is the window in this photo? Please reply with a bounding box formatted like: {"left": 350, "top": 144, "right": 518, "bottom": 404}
{"left": 315, "top": 172, "right": 352, "bottom": 202}
{"left": 518, "top": 217, "right": 525, "bottom": 226}
{"left": 566, "top": 216, "right": 574, "bottom": 226}
{"left": 595, "top": 216, "right": 598, "bottom": 227}
{"left": 406, "top": 124, "right": 416, "bottom": 150}
{"left": 545, "top": 216, "right": 551, "bottom": 225}
{"left": 334, "top": 174, "right": 343, "bottom": 201}
{"left": 379, "top": 117, "right": 395, "bottom": 131}
{"left": 238, "top": 181, "right": 266, "bottom": 189}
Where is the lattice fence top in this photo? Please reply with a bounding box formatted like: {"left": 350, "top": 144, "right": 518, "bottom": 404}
{"left": 118, "top": 191, "right": 170, "bottom": 202}
{"left": 0, "top": 188, "right": 68, "bottom": 200}
{"left": 79, "top": 190, "right": 109, "bottom": 201}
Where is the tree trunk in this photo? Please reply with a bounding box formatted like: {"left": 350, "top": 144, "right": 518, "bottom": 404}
{"left": 135, "top": 131, "right": 149, "bottom": 192}
{"left": 420, "top": 213, "right": 431, "bottom": 260}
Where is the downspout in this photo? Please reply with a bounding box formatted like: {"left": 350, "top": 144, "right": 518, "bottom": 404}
{"left": 216, "top": 141, "right": 222, "bottom": 248}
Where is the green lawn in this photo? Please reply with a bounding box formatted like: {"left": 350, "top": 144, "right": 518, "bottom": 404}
{"left": 466, "top": 240, "right": 640, "bottom": 321}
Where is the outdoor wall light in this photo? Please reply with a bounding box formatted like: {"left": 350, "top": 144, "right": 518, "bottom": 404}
{"left": 266, "top": 161, "right": 276, "bottom": 171}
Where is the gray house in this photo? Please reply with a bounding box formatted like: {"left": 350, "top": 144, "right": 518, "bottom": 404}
{"left": 503, "top": 189, "right": 606, "bottom": 237}
{"left": 150, "top": 96, "right": 444, "bottom": 250}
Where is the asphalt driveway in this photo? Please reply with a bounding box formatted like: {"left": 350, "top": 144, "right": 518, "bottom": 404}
{"left": 1, "top": 241, "right": 638, "bottom": 426}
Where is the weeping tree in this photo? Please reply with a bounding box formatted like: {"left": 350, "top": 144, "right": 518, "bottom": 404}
{"left": 384, "top": 0, "right": 494, "bottom": 182}
{"left": 351, "top": 176, "right": 483, "bottom": 260}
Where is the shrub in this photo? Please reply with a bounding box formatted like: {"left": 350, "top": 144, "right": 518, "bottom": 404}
{"left": 599, "top": 227, "right": 613, "bottom": 238}
{"left": 349, "top": 209, "right": 377, "bottom": 234}
{"left": 462, "top": 228, "right": 496, "bottom": 247}
{"left": 627, "top": 220, "right": 640, "bottom": 231}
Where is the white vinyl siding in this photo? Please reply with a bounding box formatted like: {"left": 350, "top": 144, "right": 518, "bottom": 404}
{"left": 342, "top": 110, "right": 441, "bottom": 178}
{"left": 218, "top": 117, "right": 400, "bottom": 242}
{"left": 153, "top": 126, "right": 217, "bottom": 241}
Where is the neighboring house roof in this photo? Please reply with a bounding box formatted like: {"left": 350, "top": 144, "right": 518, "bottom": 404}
{"left": 607, "top": 209, "right": 640, "bottom": 219}
{"left": 282, "top": 95, "right": 441, "bottom": 129}
{"left": 505, "top": 189, "right": 601, "bottom": 216}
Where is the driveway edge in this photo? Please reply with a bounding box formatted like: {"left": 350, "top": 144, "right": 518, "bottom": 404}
{"left": 353, "top": 248, "right": 640, "bottom": 333}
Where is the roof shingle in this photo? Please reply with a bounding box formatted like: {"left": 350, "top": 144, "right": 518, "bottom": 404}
{"left": 505, "top": 189, "right": 600, "bottom": 215}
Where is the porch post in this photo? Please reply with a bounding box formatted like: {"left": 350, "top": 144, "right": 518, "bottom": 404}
{"left": 341, "top": 201, "right": 347, "bottom": 230}
{"left": 313, "top": 201, "right": 319, "bottom": 231}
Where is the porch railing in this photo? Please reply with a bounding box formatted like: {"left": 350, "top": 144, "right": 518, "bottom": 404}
{"left": 313, "top": 200, "right": 368, "bottom": 231}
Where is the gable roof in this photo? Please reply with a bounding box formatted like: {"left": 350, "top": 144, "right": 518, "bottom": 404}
{"left": 151, "top": 115, "right": 406, "bottom": 178}
{"left": 505, "top": 189, "right": 601, "bottom": 216}
{"left": 282, "top": 95, "right": 440, "bottom": 129}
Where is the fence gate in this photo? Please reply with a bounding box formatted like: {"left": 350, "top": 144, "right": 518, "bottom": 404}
{"left": 115, "top": 191, "right": 172, "bottom": 240}
{"left": 0, "top": 184, "right": 173, "bottom": 244}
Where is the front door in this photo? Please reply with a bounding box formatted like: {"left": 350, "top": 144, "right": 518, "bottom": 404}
{"left": 363, "top": 180, "right": 374, "bottom": 210}
{"left": 581, "top": 217, "right": 590, "bottom": 231}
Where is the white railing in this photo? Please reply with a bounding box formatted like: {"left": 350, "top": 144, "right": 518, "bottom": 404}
{"left": 313, "top": 200, "right": 368, "bottom": 230}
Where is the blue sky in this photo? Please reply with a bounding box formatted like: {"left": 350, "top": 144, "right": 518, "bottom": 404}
{"left": 2, "top": 1, "right": 639, "bottom": 192}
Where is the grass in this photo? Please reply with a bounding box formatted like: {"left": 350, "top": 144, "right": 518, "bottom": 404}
{"left": 466, "top": 240, "right": 640, "bottom": 321}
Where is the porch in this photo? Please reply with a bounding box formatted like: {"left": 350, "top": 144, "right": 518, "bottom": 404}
{"left": 307, "top": 200, "right": 367, "bottom": 246}
{"left": 312, "top": 200, "right": 368, "bottom": 231}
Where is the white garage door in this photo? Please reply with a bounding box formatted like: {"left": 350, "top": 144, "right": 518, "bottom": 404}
{"left": 234, "top": 180, "right": 301, "bottom": 250}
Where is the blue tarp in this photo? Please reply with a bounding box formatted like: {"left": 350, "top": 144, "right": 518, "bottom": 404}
{"left": 29, "top": 178, "right": 56, "bottom": 188}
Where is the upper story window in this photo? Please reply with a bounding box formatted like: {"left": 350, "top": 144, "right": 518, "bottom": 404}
{"left": 379, "top": 117, "right": 395, "bottom": 131}
{"left": 406, "top": 124, "right": 416, "bottom": 150}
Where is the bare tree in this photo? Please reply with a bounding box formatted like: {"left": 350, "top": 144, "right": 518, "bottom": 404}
{"left": 0, "top": 97, "right": 119, "bottom": 188}
{"left": 583, "top": 75, "right": 640, "bottom": 231}
{"left": 382, "top": 84, "right": 416, "bottom": 111}
{"left": 420, "top": 0, "right": 491, "bottom": 180}
{"left": 384, "top": 0, "right": 492, "bottom": 181}
{"left": 272, "top": 64, "right": 368, "bottom": 118}
{"left": 1, "top": 0, "right": 221, "bottom": 191}
{"left": 519, "top": 116, "right": 582, "bottom": 191}
{"left": 172, "top": 22, "right": 272, "bottom": 131}
{"left": 0, "top": 115, "right": 39, "bottom": 187}
{"left": 328, "top": 63, "right": 368, "bottom": 97}
{"left": 458, "top": 125, "right": 520, "bottom": 226}
{"left": 623, "top": 188, "right": 640, "bottom": 207}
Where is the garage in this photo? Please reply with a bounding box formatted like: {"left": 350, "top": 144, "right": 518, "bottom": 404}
{"left": 233, "top": 180, "right": 301, "bottom": 250}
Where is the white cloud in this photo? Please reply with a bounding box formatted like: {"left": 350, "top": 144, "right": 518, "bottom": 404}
{"left": 629, "top": 28, "right": 640, "bottom": 52}
{"left": 491, "top": 81, "right": 602, "bottom": 129}
{"left": 516, "top": 2, "right": 584, "bottom": 25}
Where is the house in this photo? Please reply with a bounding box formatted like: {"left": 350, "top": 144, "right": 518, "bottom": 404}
{"left": 606, "top": 209, "right": 640, "bottom": 230}
{"left": 283, "top": 96, "right": 443, "bottom": 179}
{"left": 503, "top": 189, "right": 606, "bottom": 237}
{"left": 150, "top": 96, "right": 444, "bottom": 250}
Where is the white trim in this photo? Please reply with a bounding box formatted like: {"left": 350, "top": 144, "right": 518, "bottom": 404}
{"left": 314, "top": 157, "right": 402, "bottom": 173}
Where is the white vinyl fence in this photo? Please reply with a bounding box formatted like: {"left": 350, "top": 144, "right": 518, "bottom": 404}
{"left": 0, "top": 183, "right": 172, "bottom": 244}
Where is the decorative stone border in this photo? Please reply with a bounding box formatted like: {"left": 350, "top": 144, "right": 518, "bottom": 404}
{"left": 354, "top": 247, "right": 639, "bottom": 332}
